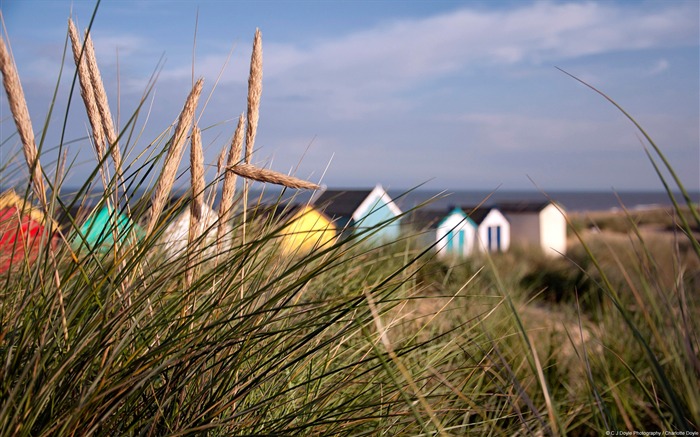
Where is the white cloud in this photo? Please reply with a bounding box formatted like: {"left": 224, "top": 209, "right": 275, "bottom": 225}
{"left": 120, "top": 1, "right": 697, "bottom": 124}
{"left": 244, "top": 2, "right": 697, "bottom": 119}
{"left": 452, "top": 112, "right": 632, "bottom": 152}
{"left": 647, "top": 58, "right": 670, "bottom": 76}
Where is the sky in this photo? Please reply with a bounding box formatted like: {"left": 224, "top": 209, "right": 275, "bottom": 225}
{"left": 1, "top": 0, "right": 698, "bottom": 193}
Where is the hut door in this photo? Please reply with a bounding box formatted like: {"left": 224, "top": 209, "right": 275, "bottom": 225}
{"left": 487, "top": 226, "right": 502, "bottom": 252}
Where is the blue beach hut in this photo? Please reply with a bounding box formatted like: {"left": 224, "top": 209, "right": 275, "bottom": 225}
{"left": 314, "top": 185, "right": 402, "bottom": 245}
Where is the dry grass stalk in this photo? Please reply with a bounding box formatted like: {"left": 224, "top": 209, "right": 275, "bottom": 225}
{"left": 147, "top": 78, "right": 204, "bottom": 235}
{"left": 0, "top": 35, "right": 47, "bottom": 206}
{"left": 68, "top": 20, "right": 108, "bottom": 183}
{"left": 83, "top": 28, "right": 123, "bottom": 177}
{"left": 240, "top": 29, "right": 263, "bottom": 290}
{"left": 228, "top": 163, "right": 319, "bottom": 190}
{"left": 245, "top": 29, "right": 262, "bottom": 164}
{"left": 68, "top": 20, "right": 105, "bottom": 158}
{"left": 216, "top": 148, "right": 227, "bottom": 179}
{"left": 187, "top": 126, "right": 204, "bottom": 287}
{"left": 217, "top": 113, "right": 245, "bottom": 249}
{"left": 69, "top": 24, "right": 136, "bottom": 307}
{"left": 189, "top": 126, "right": 205, "bottom": 249}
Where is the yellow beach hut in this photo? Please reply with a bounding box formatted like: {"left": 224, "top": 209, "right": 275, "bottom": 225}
{"left": 278, "top": 204, "right": 337, "bottom": 255}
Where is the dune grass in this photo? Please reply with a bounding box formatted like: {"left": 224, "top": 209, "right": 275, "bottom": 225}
{"left": 0, "top": 7, "right": 698, "bottom": 436}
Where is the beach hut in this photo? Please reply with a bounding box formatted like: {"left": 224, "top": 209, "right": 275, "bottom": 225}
{"left": 466, "top": 206, "right": 511, "bottom": 253}
{"left": 0, "top": 189, "right": 53, "bottom": 272}
{"left": 73, "top": 204, "right": 144, "bottom": 254}
{"left": 314, "top": 185, "right": 402, "bottom": 245}
{"left": 278, "top": 204, "right": 337, "bottom": 255}
{"left": 498, "top": 201, "right": 566, "bottom": 256}
{"left": 160, "top": 202, "right": 220, "bottom": 259}
{"left": 437, "top": 207, "right": 478, "bottom": 257}
{"left": 408, "top": 206, "right": 477, "bottom": 258}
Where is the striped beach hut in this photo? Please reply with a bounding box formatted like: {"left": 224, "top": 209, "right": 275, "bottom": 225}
{"left": 407, "top": 206, "right": 477, "bottom": 258}
{"left": 0, "top": 189, "right": 54, "bottom": 272}
{"left": 465, "top": 206, "right": 511, "bottom": 253}
{"left": 437, "top": 207, "right": 478, "bottom": 257}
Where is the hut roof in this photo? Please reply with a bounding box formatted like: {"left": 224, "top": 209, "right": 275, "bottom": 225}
{"left": 405, "top": 208, "right": 450, "bottom": 230}
{"left": 313, "top": 189, "right": 374, "bottom": 218}
{"left": 462, "top": 206, "right": 496, "bottom": 225}
{"left": 497, "top": 201, "right": 552, "bottom": 213}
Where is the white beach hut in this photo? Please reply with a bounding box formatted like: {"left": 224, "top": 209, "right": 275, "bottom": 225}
{"left": 498, "top": 201, "right": 567, "bottom": 257}
{"left": 160, "top": 202, "right": 223, "bottom": 259}
{"left": 466, "top": 206, "right": 511, "bottom": 253}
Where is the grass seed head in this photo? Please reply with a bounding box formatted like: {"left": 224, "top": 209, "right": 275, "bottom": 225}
{"left": 0, "top": 34, "right": 46, "bottom": 206}
{"left": 148, "top": 78, "right": 204, "bottom": 234}
{"left": 245, "top": 29, "right": 262, "bottom": 164}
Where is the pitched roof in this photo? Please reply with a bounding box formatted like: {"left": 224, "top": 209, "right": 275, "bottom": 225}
{"left": 405, "top": 208, "right": 447, "bottom": 229}
{"left": 462, "top": 206, "right": 509, "bottom": 225}
{"left": 283, "top": 203, "right": 334, "bottom": 223}
{"left": 313, "top": 189, "right": 374, "bottom": 218}
{"left": 497, "top": 201, "right": 552, "bottom": 213}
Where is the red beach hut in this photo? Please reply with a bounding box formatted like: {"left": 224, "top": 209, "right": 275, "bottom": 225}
{"left": 0, "top": 189, "right": 53, "bottom": 273}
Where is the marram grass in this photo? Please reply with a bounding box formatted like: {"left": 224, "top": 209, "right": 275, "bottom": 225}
{"left": 0, "top": 7, "right": 698, "bottom": 437}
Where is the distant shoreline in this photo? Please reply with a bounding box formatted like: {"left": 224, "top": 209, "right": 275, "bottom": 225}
{"left": 2, "top": 186, "right": 698, "bottom": 213}
{"left": 389, "top": 190, "right": 700, "bottom": 212}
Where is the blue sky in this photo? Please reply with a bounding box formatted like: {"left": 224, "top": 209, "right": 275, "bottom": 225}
{"left": 1, "top": 0, "right": 698, "bottom": 192}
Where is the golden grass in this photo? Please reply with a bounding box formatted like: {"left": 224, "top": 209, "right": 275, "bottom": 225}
{"left": 0, "top": 34, "right": 46, "bottom": 206}
{"left": 217, "top": 113, "right": 245, "bottom": 251}
{"left": 245, "top": 29, "right": 262, "bottom": 164}
{"left": 83, "top": 27, "right": 123, "bottom": 176}
{"left": 68, "top": 19, "right": 106, "bottom": 167}
{"left": 188, "top": 125, "right": 205, "bottom": 286}
{"left": 0, "top": 33, "right": 68, "bottom": 344}
{"left": 147, "top": 78, "right": 203, "bottom": 235}
{"left": 227, "top": 163, "right": 320, "bottom": 190}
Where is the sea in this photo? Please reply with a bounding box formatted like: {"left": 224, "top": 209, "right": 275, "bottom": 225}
{"left": 239, "top": 188, "right": 699, "bottom": 213}
{"left": 386, "top": 190, "right": 700, "bottom": 212}
{"left": 7, "top": 186, "right": 698, "bottom": 214}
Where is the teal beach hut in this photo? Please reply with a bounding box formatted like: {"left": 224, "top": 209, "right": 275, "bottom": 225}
{"left": 436, "top": 207, "right": 477, "bottom": 257}
{"left": 73, "top": 205, "right": 143, "bottom": 253}
{"left": 407, "top": 206, "right": 477, "bottom": 258}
